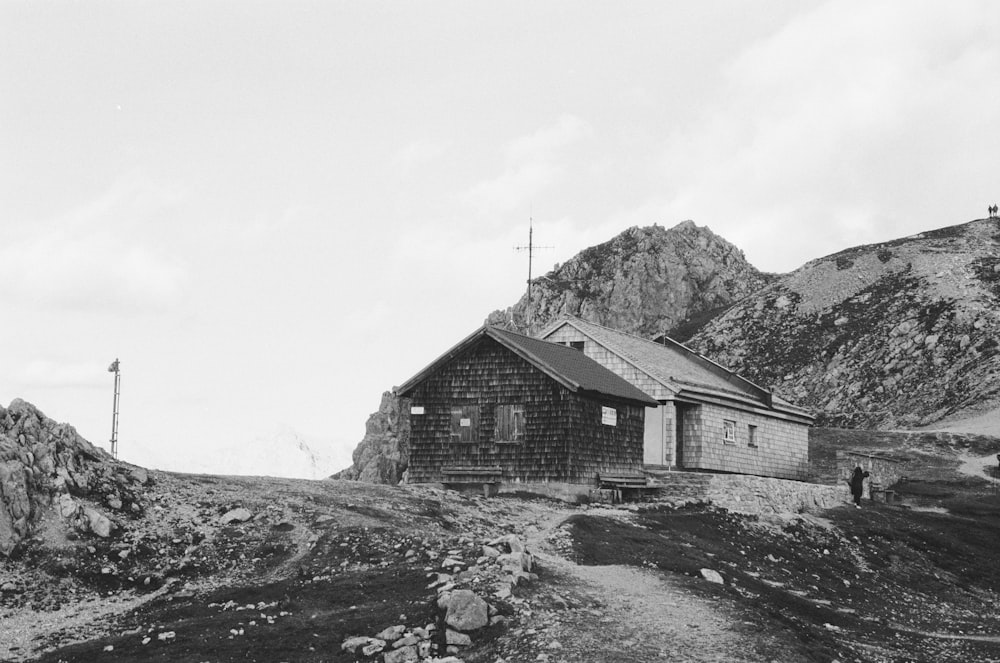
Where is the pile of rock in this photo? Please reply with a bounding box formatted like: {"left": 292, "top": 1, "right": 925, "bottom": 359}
{"left": 0, "top": 399, "right": 152, "bottom": 556}
{"left": 341, "top": 623, "right": 447, "bottom": 663}
{"left": 342, "top": 534, "right": 536, "bottom": 662}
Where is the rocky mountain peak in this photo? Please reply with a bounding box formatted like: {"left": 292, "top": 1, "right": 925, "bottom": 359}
{"left": 487, "top": 220, "right": 772, "bottom": 338}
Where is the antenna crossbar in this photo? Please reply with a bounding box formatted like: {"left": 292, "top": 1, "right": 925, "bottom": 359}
{"left": 513, "top": 217, "right": 553, "bottom": 300}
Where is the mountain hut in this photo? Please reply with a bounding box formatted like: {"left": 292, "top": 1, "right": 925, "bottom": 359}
{"left": 396, "top": 326, "right": 657, "bottom": 494}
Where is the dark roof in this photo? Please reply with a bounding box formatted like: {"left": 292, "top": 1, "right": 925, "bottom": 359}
{"left": 540, "top": 317, "right": 813, "bottom": 421}
{"left": 396, "top": 326, "right": 658, "bottom": 406}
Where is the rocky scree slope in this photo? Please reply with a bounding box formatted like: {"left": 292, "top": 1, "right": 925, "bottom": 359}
{"left": 687, "top": 218, "right": 1000, "bottom": 429}
{"left": 0, "top": 398, "right": 150, "bottom": 557}
{"left": 487, "top": 220, "right": 773, "bottom": 338}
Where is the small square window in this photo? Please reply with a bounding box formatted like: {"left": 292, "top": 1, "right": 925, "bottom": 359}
{"left": 723, "top": 420, "right": 736, "bottom": 444}
{"left": 748, "top": 424, "right": 758, "bottom": 448}
{"left": 569, "top": 341, "right": 585, "bottom": 351}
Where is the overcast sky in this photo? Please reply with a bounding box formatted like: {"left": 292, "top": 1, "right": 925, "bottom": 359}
{"left": 3, "top": 1, "right": 999, "bottom": 477}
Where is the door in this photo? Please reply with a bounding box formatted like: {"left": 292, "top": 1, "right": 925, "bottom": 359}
{"left": 448, "top": 404, "right": 480, "bottom": 466}
{"left": 643, "top": 405, "right": 665, "bottom": 465}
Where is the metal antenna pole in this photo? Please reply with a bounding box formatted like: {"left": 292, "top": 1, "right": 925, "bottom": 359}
{"left": 109, "top": 358, "right": 120, "bottom": 459}
{"left": 514, "top": 216, "right": 553, "bottom": 301}
{"left": 528, "top": 220, "right": 534, "bottom": 298}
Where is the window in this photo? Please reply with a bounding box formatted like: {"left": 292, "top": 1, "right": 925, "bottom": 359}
{"left": 569, "top": 341, "right": 585, "bottom": 351}
{"left": 723, "top": 420, "right": 736, "bottom": 444}
{"left": 601, "top": 406, "right": 618, "bottom": 426}
{"left": 449, "top": 405, "right": 478, "bottom": 443}
{"left": 748, "top": 424, "right": 758, "bottom": 448}
{"left": 494, "top": 404, "right": 525, "bottom": 443}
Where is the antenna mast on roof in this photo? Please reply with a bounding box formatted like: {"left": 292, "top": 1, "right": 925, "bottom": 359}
{"left": 513, "top": 215, "right": 553, "bottom": 301}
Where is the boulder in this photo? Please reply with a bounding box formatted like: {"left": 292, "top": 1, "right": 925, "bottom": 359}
{"left": 444, "top": 589, "right": 489, "bottom": 632}
{"left": 374, "top": 624, "right": 406, "bottom": 642}
{"left": 82, "top": 506, "right": 114, "bottom": 538}
{"left": 220, "top": 508, "right": 253, "bottom": 524}
{"left": 700, "top": 568, "right": 724, "bottom": 584}
{"left": 340, "top": 636, "right": 372, "bottom": 652}
{"left": 497, "top": 551, "right": 532, "bottom": 573}
{"left": 383, "top": 645, "right": 419, "bottom": 663}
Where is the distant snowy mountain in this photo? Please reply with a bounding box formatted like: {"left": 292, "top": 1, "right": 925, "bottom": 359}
{"left": 125, "top": 425, "right": 350, "bottom": 480}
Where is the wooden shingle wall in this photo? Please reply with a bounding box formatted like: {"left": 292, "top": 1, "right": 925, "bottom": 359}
{"left": 406, "top": 338, "right": 643, "bottom": 484}
{"left": 680, "top": 402, "right": 809, "bottom": 480}
{"left": 545, "top": 325, "right": 673, "bottom": 400}
{"left": 563, "top": 398, "right": 644, "bottom": 481}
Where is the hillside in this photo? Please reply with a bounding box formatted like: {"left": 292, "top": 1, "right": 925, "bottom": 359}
{"left": 686, "top": 218, "right": 1000, "bottom": 428}
{"left": 7, "top": 402, "right": 1000, "bottom": 661}
{"left": 487, "top": 220, "right": 773, "bottom": 337}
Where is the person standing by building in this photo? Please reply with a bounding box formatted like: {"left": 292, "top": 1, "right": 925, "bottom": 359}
{"left": 848, "top": 466, "right": 870, "bottom": 508}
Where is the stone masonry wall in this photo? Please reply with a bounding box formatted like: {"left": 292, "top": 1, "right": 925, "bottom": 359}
{"left": 837, "top": 451, "right": 904, "bottom": 497}
{"left": 682, "top": 402, "right": 808, "bottom": 480}
{"left": 703, "top": 474, "right": 846, "bottom": 515}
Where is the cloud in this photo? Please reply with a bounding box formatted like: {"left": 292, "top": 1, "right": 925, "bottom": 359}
{"left": 18, "top": 359, "right": 111, "bottom": 389}
{"left": 392, "top": 139, "right": 452, "bottom": 173}
{"left": 655, "top": 0, "right": 1000, "bottom": 271}
{"left": 463, "top": 114, "right": 593, "bottom": 215}
{"left": 0, "top": 228, "right": 187, "bottom": 312}
{"left": 503, "top": 114, "right": 592, "bottom": 163}
{"left": 0, "top": 178, "right": 189, "bottom": 312}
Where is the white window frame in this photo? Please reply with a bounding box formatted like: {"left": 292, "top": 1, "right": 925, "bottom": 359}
{"left": 723, "top": 419, "right": 736, "bottom": 444}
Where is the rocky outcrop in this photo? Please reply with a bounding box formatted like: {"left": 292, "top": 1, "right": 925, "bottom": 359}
{"left": 687, "top": 218, "right": 1000, "bottom": 428}
{"left": 0, "top": 399, "right": 151, "bottom": 556}
{"left": 334, "top": 391, "right": 411, "bottom": 484}
{"left": 487, "top": 221, "right": 773, "bottom": 338}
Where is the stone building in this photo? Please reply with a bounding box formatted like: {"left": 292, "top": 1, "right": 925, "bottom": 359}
{"left": 540, "top": 317, "right": 814, "bottom": 480}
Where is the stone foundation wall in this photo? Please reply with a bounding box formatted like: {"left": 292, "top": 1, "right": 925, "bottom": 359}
{"left": 699, "top": 473, "right": 846, "bottom": 514}
{"left": 836, "top": 451, "right": 904, "bottom": 497}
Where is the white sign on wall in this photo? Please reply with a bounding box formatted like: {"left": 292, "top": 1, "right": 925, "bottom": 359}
{"left": 601, "top": 406, "right": 617, "bottom": 426}
{"left": 411, "top": 406, "right": 425, "bottom": 415}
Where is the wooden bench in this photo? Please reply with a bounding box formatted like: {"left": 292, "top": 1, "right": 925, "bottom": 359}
{"left": 598, "top": 474, "right": 649, "bottom": 489}
{"left": 598, "top": 474, "right": 649, "bottom": 503}
{"left": 442, "top": 466, "right": 503, "bottom": 497}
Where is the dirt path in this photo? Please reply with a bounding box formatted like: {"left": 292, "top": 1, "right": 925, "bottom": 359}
{"left": 920, "top": 405, "right": 1000, "bottom": 437}
{"left": 519, "top": 508, "right": 804, "bottom": 662}
{"left": 957, "top": 452, "right": 1000, "bottom": 480}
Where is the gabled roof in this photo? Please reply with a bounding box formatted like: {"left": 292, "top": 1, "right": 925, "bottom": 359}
{"left": 539, "top": 316, "right": 812, "bottom": 420}
{"left": 396, "top": 325, "right": 658, "bottom": 407}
